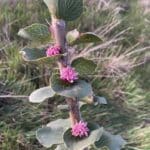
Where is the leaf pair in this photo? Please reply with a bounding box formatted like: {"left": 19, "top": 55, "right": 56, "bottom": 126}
{"left": 37, "top": 119, "right": 126, "bottom": 150}
{"left": 29, "top": 75, "right": 93, "bottom": 103}
{"left": 20, "top": 47, "right": 97, "bottom": 76}
{"left": 37, "top": 119, "right": 103, "bottom": 150}
{"left": 18, "top": 24, "right": 102, "bottom": 45}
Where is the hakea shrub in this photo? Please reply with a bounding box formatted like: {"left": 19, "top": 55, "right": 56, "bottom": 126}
{"left": 18, "top": 0, "right": 126, "bottom": 149}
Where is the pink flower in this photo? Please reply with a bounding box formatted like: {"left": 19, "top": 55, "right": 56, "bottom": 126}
{"left": 71, "top": 121, "right": 89, "bottom": 138}
{"left": 46, "top": 45, "right": 61, "bottom": 57}
{"left": 60, "top": 66, "right": 78, "bottom": 83}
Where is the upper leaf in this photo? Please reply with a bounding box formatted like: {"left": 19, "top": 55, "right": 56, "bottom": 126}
{"left": 63, "top": 123, "right": 103, "bottom": 150}
{"left": 20, "top": 47, "right": 63, "bottom": 64}
{"left": 51, "top": 74, "right": 93, "bottom": 99}
{"left": 36, "top": 119, "right": 70, "bottom": 148}
{"left": 66, "top": 29, "right": 103, "bottom": 45}
{"left": 94, "top": 130, "right": 126, "bottom": 150}
{"left": 43, "top": 0, "right": 59, "bottom": 18}
{"left": 43, "top": 0, "right": 83, "bottom": 21}
{"left": 18, "top": 23, "right": 51, "bottom": 43}
{"left": 71, "top": 57, "right": 97, "bottom": 76}
{"left": 29, "top": 86, "right": 55, "bottom": 103}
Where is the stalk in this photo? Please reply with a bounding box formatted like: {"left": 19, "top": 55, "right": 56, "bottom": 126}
{"left": 51, "top": 17, "right": 82, "bottom": 127}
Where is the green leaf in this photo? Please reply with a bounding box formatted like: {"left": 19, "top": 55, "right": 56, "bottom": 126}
{"left": 29, "top": 86, "right": 55, "bottom": 103}
{"left": 20, "top": 47, "right": 63, "bottom": 64}
{"left": 18, "top": 23, "right": 51, "bottom": 43}
{"left": 94, "top": 130, "right": 126, "bottom": 150}
{"left": 66, "top": 30, "right": 103, "bottom": 45}
{"left": 43, "top": 0, "right": 83, "bottom": 21}
{"left": 63, "top": 123, "right": 103, "bottom": 150}
{"left": 58, "top": 0, "right": 83, "bottom": 21}
{"left": 51, "top": 74, "right": 93, "bottom": 99}
{"left": 94, "top": 96, "right": 107, "bottom": 105}
{"left": 72, "top": 57, "right": 97, "bottom": 76}
{"left": 36, "top": 119, "right": 70, "bottom": 148}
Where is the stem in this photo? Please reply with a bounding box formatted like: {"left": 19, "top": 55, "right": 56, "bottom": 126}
{"left": 51, "top": 17, "right": 68, "bottom": 67}
{"left": 66, "top": 98, "right": 81, "bottom": 126}
{"left": 51, "top": 17, "right": 82, "bottom": 126}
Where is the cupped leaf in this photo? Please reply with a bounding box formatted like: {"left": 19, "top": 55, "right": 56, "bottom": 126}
{"left": 29, "top": 86, "right": 55, "bottom": 103}
{"left": 51, "top": 74, "right": 93, "bottom": 99}
{"left": 18, "top": 23, "right": 51, "bottom": 43}
{"left": 94, "top": 130, "right": 126, "bottom": 150}
{"left": 20, "top": 47, "right": 63, "bottom": 64}
{"left": 63, "top": 123, "right": 103, "bottom": 150}
{"left": 71, "top": 57, "right": 97, "bottom": 76}
{"left": 36, "top": 119, "right": 70, "bottom": 148}
{"left": 43, "top": 0, "right": 83, "bottom": 21}
{"left": 66, "top": 30, "right": 103, "bottom": 45}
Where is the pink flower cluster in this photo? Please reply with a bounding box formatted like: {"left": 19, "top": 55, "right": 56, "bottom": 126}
{"left": 46, "top": 45, "right": 61, "bottom": 57}
{"left": 71, "top": 121, "right": 89, "bottom": 138}
{"left": 60, "top": 66, "right": 78, "bottom": 83}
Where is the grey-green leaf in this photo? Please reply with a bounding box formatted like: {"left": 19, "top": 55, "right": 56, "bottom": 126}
{"left": 36, "top": 119, "right": 70, "bottom": 148}
{"left": 51, "top": 74, "right": 93, "bottom": 99}
{"left": 67, "top": 30, "right": 103, "bottom": 45}
{"left": 20, "top": 47, "right": 62, "bottom": 64}
{"left": 29, "top": 86, "right": 55, "bottom": 103}
{"left": 63, "top": 123, "right": 103, "bottom": 150}
{"left": 94, "top": 130, "right": 126, "bottom": 150}
{"left": 71, "top": 57, "right": 97, "bottom": 76}
{"left": 18, "top": 23, "right": 51, "bottom": 43}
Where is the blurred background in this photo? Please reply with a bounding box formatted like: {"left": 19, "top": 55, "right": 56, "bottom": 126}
{"left": 0, "top": 0, "right": 150, "bottom": 149}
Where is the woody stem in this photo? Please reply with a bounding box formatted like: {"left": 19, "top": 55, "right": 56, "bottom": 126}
{"left": 51, "top": 17, "right": 82, "bottom": 127}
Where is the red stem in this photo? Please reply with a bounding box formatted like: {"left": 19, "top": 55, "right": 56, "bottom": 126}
{"left": 51, "top": 17, "right": 82, "bottom": 126}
